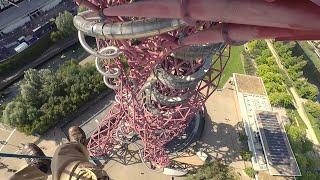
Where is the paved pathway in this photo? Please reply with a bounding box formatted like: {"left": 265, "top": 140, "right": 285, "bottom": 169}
{"left": 266, "top": 40, "right": 320, "bottom": 145}
{"left": 0, "top": 127, "right": 37, "bottom": 177}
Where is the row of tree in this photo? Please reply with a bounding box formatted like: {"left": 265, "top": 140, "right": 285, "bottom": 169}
{"left": 273, "top": 41, "right": 320, "bottom": 143}
{"left": 248, "top": 40, "right": 320, "bottom": 179}
{"left": 272, "top": 42, "right": 319, "bottom": 101}
{"left": 1, "top": 61, "right": 106, "bottom": 134}
{"left": 247, "top": 40, "right": 293, "bottom": 108}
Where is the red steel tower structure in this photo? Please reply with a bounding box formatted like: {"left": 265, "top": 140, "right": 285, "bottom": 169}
{"left": 73, "top": 0, "right": 320, "bottom": 168}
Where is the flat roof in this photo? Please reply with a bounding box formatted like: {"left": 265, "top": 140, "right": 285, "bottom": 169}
{"left": 0, "top": 0, "right": 49, "bottom": 30}
{"left": 256, "top": 111, "right": 301, "bottom": 177}
{"left": 233, "top": 74, "right": 266, "bottom": 95}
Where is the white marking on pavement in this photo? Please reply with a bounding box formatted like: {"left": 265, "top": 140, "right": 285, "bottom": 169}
{"left": 0, "top": 128, "right": 16, "bottom": 152}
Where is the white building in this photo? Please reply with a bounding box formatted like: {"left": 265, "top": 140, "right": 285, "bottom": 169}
{"left": 0, "top": 0, "right": 62, "bottom": 34}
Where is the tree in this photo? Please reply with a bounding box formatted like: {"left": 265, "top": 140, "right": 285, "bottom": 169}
{"left": 264, "top": 82, "right": 286, "bottom": 94}
{"left": 238, "top": 133, "right": 248, "bottom": 142}
{"left": 2, "top": 101, "right": 32, "bottom": 126}
{"left": 187, "top": 162, "right": 238, "bottom": 180}
{"left": 55, "top": 11, "right": 76, "bottom": 37}
{"left": 51, "top": 11, "right": 76, "bottom": 42}
{"left": 295, "top": 80, "right": 319, "bottom": 101}
{"left": 285, "top": 125, "right": 313, "bottom": 153}
{"left": 269, "top": 92, "right": 293, "bottom": 108}
{"left": 260, "top": 72, "right": 284, "bottom": 84}
{"left": 286, "top": 125, "right": 306, "bottom": 142}
{"left": 1, "top": 61, "right": 106, "bottom": 135}
{"left": 305, "top": 101, "right": 320, "bottom": 120}
{"left": 256, "top": 64, "right": 278, "bottom": 76}
{"left": 303, "top": 172, "right": 320, "bottom": 180}
{"left": 247, "top": 40, "right": 268, "bottom": 55}
{"left": 50, "top": 31, "right": 62, "bottom": 42}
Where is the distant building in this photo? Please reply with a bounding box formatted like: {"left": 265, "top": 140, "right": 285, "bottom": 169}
{"left": 0, "top": 0, "right": 76, "bottom": 62}
{"left": 0, "top": 0, "right": 20, "bottom": 11}
{"left": 0, "top": 0, "right": 62, "bottom": 34}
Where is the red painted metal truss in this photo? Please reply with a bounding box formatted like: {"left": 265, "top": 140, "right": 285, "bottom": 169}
{"left": 73, "top": 0, "right": 319, "bottom": 168}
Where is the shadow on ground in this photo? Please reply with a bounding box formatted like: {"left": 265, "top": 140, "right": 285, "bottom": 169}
{"left": 170, "top": 109, "right": 244, "bottom": 172}
{"left": 100, "top": 109, "right": 244, "bottom": 173}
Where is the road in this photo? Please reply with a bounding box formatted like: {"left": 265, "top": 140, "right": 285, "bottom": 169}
{"left": 266, "top": 40, "right": 320, "bottom": 145}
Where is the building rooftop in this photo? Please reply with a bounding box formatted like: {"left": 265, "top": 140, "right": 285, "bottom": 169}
{"left": 256, "top": 111, "right": 301, "bottom": 177}
{"left": 233, "top": 73, "right": 267, "bottom": 95}
{"left": 0, "top": 0, "right": 49, "bottom": 30}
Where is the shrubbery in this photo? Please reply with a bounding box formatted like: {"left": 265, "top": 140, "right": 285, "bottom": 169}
{"left": 187, "top": 162, "right": 238, "bottom": 180}
{"left": 240, "top": 150, "right": 252, "bottom": 161}
{"left": 304, "top": 100, "right": 320, "bottom": 121}
{"left": 238, "top": 133, "right": 248, "bottom": 142}
{"left": 1, "top": 61, "right": 106, "bottom": 134}
{"left": 244, "top": 167, "right": 256, "bottom": 178}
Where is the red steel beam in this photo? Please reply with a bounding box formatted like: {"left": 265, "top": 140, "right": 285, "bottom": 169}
{"left": 74, "top": 0, "right": 100, "bottom": 12}
{"left": 180, "top": 24, "right": 320, "bottom": 45}
{"left": 267, "top": 0, "right": 320, "bottom": 6}
{"left": 103, "top": 0, "right": 320, "bottom": 31}
{"left": 310, "top": 0, "right": 320, "bottom": 5}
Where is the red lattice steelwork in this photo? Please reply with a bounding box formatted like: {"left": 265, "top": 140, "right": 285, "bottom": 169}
{"left": 73, "top": 0, "right": 320, "bottom": 168}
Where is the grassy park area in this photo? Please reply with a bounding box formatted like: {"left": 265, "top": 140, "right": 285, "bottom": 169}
{"left": 218, "top": 46, "right": 245, "bottom": 88}
{"left": 297, "top": 41, "right": 320, "bottom": 70}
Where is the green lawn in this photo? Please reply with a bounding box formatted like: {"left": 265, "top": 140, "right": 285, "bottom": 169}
{"left": 305, "top": 110, "right": 320, "bottom": 142}
{"left": 218, "top": 46, "right": 245, "bottom": 88}
{"left": 297, "top": 41, "right": 320, "bottom": 70}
